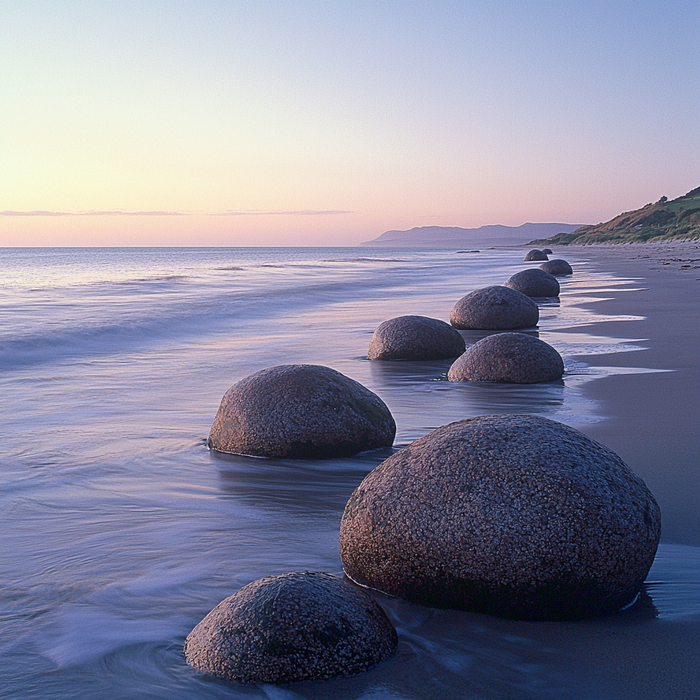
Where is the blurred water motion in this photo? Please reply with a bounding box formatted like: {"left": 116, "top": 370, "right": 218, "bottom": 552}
{"left": 1, "top": 246, "right": 695, "bottom": 700}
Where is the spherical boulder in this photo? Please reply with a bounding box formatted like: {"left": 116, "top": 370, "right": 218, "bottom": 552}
{"left": 368, "top": 315, "right": 465, "bottom": 361}
{"left": 209, "top": 365, "right": 396, "bottom": 459}
{"left": 450, "top": 286, "right": 539, "bottom": 330}
{"left": 339, "top": 414, "right": 661, "bottom": 621}
{"left": 540, "top": 259, "right": 573, "bottom": 276}
{"left": 524, "top": 249, "right": 548, "bottom": 261}
{"left": 505, "top": 268, "right": 560, "bottom": 297}
{"left": 542, "top": 248, "right": 553, "bottom": 255}
{"left": 184, "top": 571, "right": 398, "bottom": 683}
{"left": 447, "top": 332, "right": 564, "bottom": 384}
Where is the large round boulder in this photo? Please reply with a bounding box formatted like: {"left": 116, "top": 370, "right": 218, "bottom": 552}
{"left": 524, "top": 249, "right": 548, "bottom": 261}
{"left": 540, "top": 259, "right": 573, "bottom": 276}
{"left": 184, "top": 571, "right": 398, "bottom": 683}
{"left": 209, "top": 365, "right": 396, "bottom": 459}
{"left": 339, "top": 414, "right": 661, "bottom": 621}
{"left": 505, "top": 268, "right": 560, "bottom": 297}
{"left": 368, "top": 315, "right": 465, "bottom": 361}
{"left": 447, "top": 332, "right": 564, "bottom": 384}
{"left": 450, "top": 286, "right": 539, "bottom": 330}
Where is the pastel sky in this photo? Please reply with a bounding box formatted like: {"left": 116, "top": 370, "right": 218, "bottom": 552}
{"left": 1, "top": 1, "right": 698, "bottom": 246}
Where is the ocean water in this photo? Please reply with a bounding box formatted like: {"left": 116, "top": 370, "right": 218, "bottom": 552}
{"left": 1, "top": 246, "right": 697, "bottom": 700}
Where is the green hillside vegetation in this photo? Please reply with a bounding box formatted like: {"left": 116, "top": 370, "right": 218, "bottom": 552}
{"left": 532, "top": 186, "right": 700, "bottom": 245}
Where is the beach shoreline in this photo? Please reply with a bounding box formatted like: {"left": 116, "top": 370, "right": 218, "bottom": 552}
{"left": 551, "top": 242, "right": 700, "bottom": 548}
{"left": 541, "top": 242, "right": 700, "bottom": 700}
{"left": 2, "top": 243, "right": 699, "bottom": 700}
{"left": 353, "top": 242, "right": 700, "bottom": 700}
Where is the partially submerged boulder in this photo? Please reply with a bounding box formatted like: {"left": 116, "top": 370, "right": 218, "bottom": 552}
{"left": 368, "top": 315, "right": 465, "bottom": 361}
{"left": 184, "top": 571, "right": 398, "bottom": 683}
{"left": 540, "top": 259, "right": 573, "bottom": 276}
{"left": 542, "top": 248, "right": 553, "bottom": 255}
{"left": 505, "top": 268, "right": 560, "bottom": 297}
{"left": 447, "top": 332, "right": 564, "bottom": 383}
{"left": 450, "top": 286, "right": 539, "bottom": 330}
{"left": 209, "top": 365, "right": 396, "bottom": 459}
{"left": 339, "top": 414, "right": 661, "bottom": 621}
{"left": 524, "top": 249, "right": 548, "bottom": 261}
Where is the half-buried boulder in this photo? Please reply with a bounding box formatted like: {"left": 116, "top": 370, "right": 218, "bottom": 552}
{"left": 540, "top": 259, "right": 573, "bottom": 276}
{"left": 339, "top": 414, "right": 661, "bottom": 621}
{"left": 524, "top": 249, "right": 548, "bottom": 261}
{"left": 209, "top": 365, "right": 396, "bottom": 459}
{"left": 368, "top": 315, "right": 465, "bottom": 361}
{"left": 184, "top": 571, "right": 398, "bottom": 683}
{"left": 447, "top": 332, "right": 564, "bottom": 383}
{"left": 450, "top": 286, "right": 539, "bottom": 330}
{"left": 505, "top": 268, "right": 560, "bottom": 297}
{"left": 542, "top": 248, "right": 553, "bottom": 255}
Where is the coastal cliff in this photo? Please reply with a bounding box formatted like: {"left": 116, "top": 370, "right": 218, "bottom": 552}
{"left": 532, "top": 187, "right": 700, "bottom": 245}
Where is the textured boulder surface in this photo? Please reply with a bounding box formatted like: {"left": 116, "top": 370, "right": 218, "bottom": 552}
{"left": 450, "top": 286, "right": 539, "bottom": 330}
{"left": 184, "top": 571, "right": 398, "bottom": 683}
{"left": 368, "top": 315, "right": 465, "bottom": 361}
{"left": 540, "top": 259, "right": 573, "bottom": 276}
{"left": 447, "top": 332, "right": 564, "bottom": 384}
{"left": 524, "top": 249, "right": 549, "bottom": 261}
{"left": 209, "top": 365, "right": 396, "bottom": 459}
{"left": 505, "top": 268, "right": 561, "bottom": 297}
{"left": 339, "top": 414, "right": 661, "bottom": 621}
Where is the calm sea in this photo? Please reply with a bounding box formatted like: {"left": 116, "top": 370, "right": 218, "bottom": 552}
{"left": 1, "top": 247, "right": 697, "bottom": 699}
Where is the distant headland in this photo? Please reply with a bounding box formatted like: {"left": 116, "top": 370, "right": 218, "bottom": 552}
{"left": 361, "top": 222, "right": 585, "bottom": 248}
{"left": 530, "top": 186, "right": 700, "bottom": 245}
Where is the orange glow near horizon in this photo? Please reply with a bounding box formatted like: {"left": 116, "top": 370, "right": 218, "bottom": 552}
{"left": 1, "top": 2, "right": 697, "bottom": 246}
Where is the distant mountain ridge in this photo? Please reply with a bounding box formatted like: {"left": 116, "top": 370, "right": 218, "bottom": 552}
{"left": 531, "top": 187, "right": 700, "bottom": 245}
{"left": 361, "top": 222, "right": 584, "bottom": 247}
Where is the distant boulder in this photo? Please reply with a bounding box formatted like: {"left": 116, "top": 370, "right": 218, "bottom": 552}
{"left": 450, "top": 286, "right": 539, "bottom": 330}
{"left": 447, "top": 332, "right": 564, "bottom": 384}
{"left": 524, "top": 249, "right": 548, "bottom": 261}
{"left": 339, "top": 414, "right": 661, "bottom": 620}
{"left": 368, "top": 315, "right": 465, "bottom": 361}
{"left": 184, "top": 571, "right": 398, "bottom": 683}
{"left": 505, "top": 269, "right": 560, "bottom": 297}
{"left": 540, "top": 259, "right": 573, "bottom": 276}
{"left": 209, "top": 365, "right": 396, "bottom": 459}
{"left": 542, "top": 248, "right": 553, "bottom": 255}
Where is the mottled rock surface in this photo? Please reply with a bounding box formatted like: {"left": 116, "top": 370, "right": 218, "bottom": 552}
{"left": 505, "top": 268, "right": 561, "bottom": 297}
{"left": 184, "top": 571, "right": 398, "bottom": 683}
{"left": 540, "top": 259, "right": 573, "bottom": 276}
{"left": 524, "top": 249, "right": 549, "bottom": 261}
{"left": 339, "top": 414, "right": 661, "bottom": 621}
{"left": 368, "top": 315, "right": 465, "bottom": 361}
{"left": 450, "top": 286, "right": 539, "bottom": 330}
{"left": 209, "top": 365, "right": 396, "bottom": 459}
{"left": 447, "top": 332, "right": 564, "bottom": 384}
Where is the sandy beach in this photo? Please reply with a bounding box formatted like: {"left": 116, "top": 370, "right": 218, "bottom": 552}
{"left": 504, "top": 242, "right": 700, "bottom": 700}
{"left": 562, "top": 243, "right": 700, "bottom": 547}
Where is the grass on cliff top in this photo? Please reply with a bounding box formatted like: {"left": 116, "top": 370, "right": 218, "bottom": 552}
{"left": 531, "top": 187, "right": 700, "bottom": 245}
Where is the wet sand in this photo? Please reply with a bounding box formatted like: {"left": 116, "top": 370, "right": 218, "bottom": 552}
{"left": 534, "top": 242, "right": 700, "bottom": 699}
{"left": 559, "top": 242, "right": 700, "bottom": 547}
